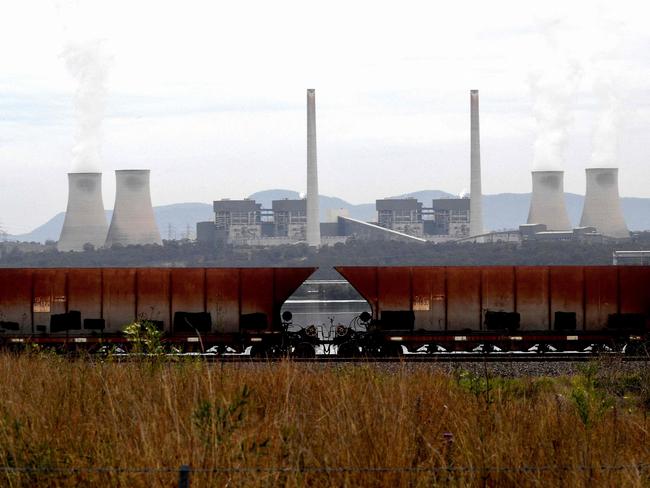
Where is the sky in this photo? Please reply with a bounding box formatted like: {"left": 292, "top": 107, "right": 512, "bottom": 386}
{"left": 0, "top": 0, "right": 649, "bottom": 234}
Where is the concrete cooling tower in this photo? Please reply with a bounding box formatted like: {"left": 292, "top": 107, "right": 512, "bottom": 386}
{"left": 580, "top": 167, "right": 629, "bottom": 238}
{"left": 105, "top": 169, "right": 162, "bottom": 247}
{"left": 57, "top": 172, "right": 108, "bottom": 252}
{"left": 526, "top": 170, "right": 571, "bottom": 230}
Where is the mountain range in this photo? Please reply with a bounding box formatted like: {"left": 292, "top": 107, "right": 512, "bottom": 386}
{"left": 6, "top": 189, "right": 650, "bottom": 243}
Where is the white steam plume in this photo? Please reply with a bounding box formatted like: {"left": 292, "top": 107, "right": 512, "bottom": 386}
{"left": 62, "top": 39, "right": 111, "bottom": 173}
{"left": 529, "top": 19, "right": 582, "bottom": 171}
{"left": 590, "top": 15, "right": 625, "bottom": 169}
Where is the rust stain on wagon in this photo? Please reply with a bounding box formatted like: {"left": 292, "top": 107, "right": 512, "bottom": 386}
{"left": 336, "top": 266, "right": 650, "bottom": 332}
{"left": 0, "top": 267, "right": 316, "bottom": 334}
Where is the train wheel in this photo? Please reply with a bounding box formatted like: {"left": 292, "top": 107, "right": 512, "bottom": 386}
{"left": 292, "top": 342, "right": 316, "bottom": 359}
{"left": 381, "top": 343, "right": 403, "bottom": 358}
{"left": 337, "top": 341, "right": 361, "bottom": 357}
{"left": 249, "top": 344, "right": 269, "bottom": 358}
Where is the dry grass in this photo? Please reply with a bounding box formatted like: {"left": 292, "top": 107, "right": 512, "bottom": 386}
{"left": 0, "top": 354, "right": 649, "bottom": 487}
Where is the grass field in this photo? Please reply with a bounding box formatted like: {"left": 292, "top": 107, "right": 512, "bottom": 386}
{"left": 0, "top": 354, "right": 649, "bottom": 487}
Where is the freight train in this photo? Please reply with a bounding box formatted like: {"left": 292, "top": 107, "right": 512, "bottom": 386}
{"left": 0, "top": 266, "right": 648, "bottom": 356}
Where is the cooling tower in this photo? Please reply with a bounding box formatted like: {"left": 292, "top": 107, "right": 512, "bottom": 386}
{"left": 105, "top": 169, "right": 162, "bottom": 247}
{"left": 306, "top": 88, "right": 321, "bottom": 247}
{"left": 57, "top": 172, "right": 108, "bottom": 251}
{"left": 526, "top": 171, "right": 571, "bottom": 230}
{"left": 580, "top": 168, "right": 629, "bottom": 238}
{"left": 469, "top": 90, "right": 483, "bottom": 236}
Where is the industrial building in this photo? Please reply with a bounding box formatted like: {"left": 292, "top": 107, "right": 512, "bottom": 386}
{"left": 376, "top": 199, "right": 424, "bottom": 237}
{"left": 429, "top": 198, "right": 471, "bottom": 238}
{"left": 198, "top": 195, "right": 473, "bottom": 247}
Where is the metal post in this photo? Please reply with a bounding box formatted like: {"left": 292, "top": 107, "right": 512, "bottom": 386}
{"left": 178, "top": 464, "right": 190, "bottom": 488}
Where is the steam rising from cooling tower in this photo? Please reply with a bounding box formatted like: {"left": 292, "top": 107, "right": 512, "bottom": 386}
{"left": 580, "top": 168, "right": 629, "bottom": 238}
{"left": 57, "top": 173, "right": 108, "bottom": 251}
{"left": 529, "top": 19, "right": 581, "bottom": 171}
{"left": 306, "top": 89, "right": 321, "bottom": 247}
{"left": 62, "top": 40, "right": 111, "bottom": 173}
{"left": 526, "top": 171, "right": 571, "bottom": 230}
{"left": 105, "top": 170, "right": 162, "bottom": 247}
{"left": 469, "top": 90, "right": 483, "bottom": 237}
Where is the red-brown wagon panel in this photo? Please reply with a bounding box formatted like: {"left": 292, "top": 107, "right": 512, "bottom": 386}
{"left": 137, "top": 269, "right": 171, "bottom": 330}
{"left": 515, "top": 267, "right": 549, "bottom": 331}
{"left": 619, "top": 267, "right": 650, "bottom": 317}
{"left": 32, "top": 269, "right": 67, "bottom": 331}
{"left": 550, "top": 267, "right": 585, "bottom": 331}
{"left": 206, "top": 268, "right": 240, "bottom": 333}
{"left": 0, "top": 269, "right": 33, "bottom": 332}
{"left": 584, "top": 267, "right": 619, "bottom": 330}
{"left": 102, "top": 268, "right": 137, "bottom": 332}
{"left": 377, "top": 267, "right": 411, "bottom": 314}
{"left": 67, "top": 268, "right": 102, "bottom": 327}
{"left": 482, "top": 267, "right": 515, "bottom": 314}
{"left": 335, "top": 267, "right": 379, "bottom": 319}
{"left": 447, "top": 267, "right": 481, "bottom": 330}
{"left": 240, "top": 268, "right": 274, "bottom": 329}
{"left": 411, "top": 267, "right": 446, "bottom": 331}
{"left": 273, "top": 268, "right": 317, "bottom": 305}
{"left": 171, "top": 268, "right": 206, "bottom": 333}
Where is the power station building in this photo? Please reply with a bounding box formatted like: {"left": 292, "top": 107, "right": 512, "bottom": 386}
{"left": 376, "top": 199, "right": 424, "bottom": 237}
{"left": 197, "top": 195, "right": 473, "bottom": 246}
{"left": 375, "top": 198, "right": 471, "bottom": 239}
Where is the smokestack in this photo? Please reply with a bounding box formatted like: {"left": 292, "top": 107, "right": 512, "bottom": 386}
{"left": 469, "top": 90, "right": 483, "bottom": 236}
{"left": 105, "top": 169, "right": 162, "bottom": 247}
{"left": 580, "top": 167, "right": 629, "bottom": 238}
{"left": 57, "top": 172, "right": 108, "bottom": 251}
{"left": 306, "top": 88, "right": 321, "bottom": 247}
{"left": 526, "top": 170, "right": 571, "bottom": 230}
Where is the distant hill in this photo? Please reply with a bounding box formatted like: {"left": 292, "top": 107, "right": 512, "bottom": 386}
{"left": 8, "top": 190, "right": 650, "bottom": 243}
{"left": 9, "top": 203, "right": 213, "bottom": 243}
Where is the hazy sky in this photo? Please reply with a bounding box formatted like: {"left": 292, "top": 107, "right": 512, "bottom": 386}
{"left": 1, "top": 0, "right": 649, "bottom": 234}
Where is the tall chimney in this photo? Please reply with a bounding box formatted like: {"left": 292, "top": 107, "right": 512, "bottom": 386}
{"left": 580, "top": 167, "right": 629, "bottom": 238}
{"left": 105, "top": 169, "right": 162, "bottom": 247}
{"left": 527, "top": 170, "right": 571, "bottom": 230}
{"left": 306, "top": 88, "right": 321, "bottom": 247}
{"left": 469, "top": 90, "right": 484, "bottom": 237}
{"left": 57, "top": 172, "right": 108, "bottom": 251}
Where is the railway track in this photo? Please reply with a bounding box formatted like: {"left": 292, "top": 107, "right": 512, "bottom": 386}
{"left": 104, "top": 353, "right": 650, "bottom": 363}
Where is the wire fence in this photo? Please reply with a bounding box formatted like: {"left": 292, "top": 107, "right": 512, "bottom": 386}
{"left": 2, "top": 462, "right": 650, "bottom": 486}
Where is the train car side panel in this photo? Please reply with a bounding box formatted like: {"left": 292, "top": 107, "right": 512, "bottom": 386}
{"left": 619, "top": 267, "right": 650, "bottom": 326}
{"left": 137, "top": 269, "right": 171, "bottom": 330}
{"left": 446, "top": 267, "right": 481, "bottom": 330}
{"left": 0, "top": 269, "right": 33, "bottom": 332}
{"left": 335, "top": 267, "right": 379, "bottom": 320}
{"left": 584, "top": 267, "right": 618, "bottom": 330}
{"left": 377, "top": 267, "right": 411, "bottom": 316}
{"left": 550, "top": 267, "right": 585, "bottom": 331}
{"left": 32, "top": 269, "right": 67, "bottom": 332}
{"left": 241, "top": 268, "right": 274, "bottom": 329}
{"left": 102, "top": 269, "right": 137, "bottom": 332}
{"left": 68, "top": 268, "right": 102, "bottom": 328}
{"left": 482, "top": 267, "right": 515, "bottom": 317}
{"left": 206, "top": 268, "right": 240, "bottom": 333}
{"left": 411, "top": 267, "right": 446, "bottom": 331}
{"left": 515, "top": 267, "right": 549, "bottom": 331}
{"left": 171, "top": 268, "right": 207, "bottom": 333}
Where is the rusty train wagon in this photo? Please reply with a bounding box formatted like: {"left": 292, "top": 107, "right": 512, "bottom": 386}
{"left": 0, "top": 267, "right": 315, "bottom": 353}
{"left": 335, "top": 266, "right": 650, "bottom": 354}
